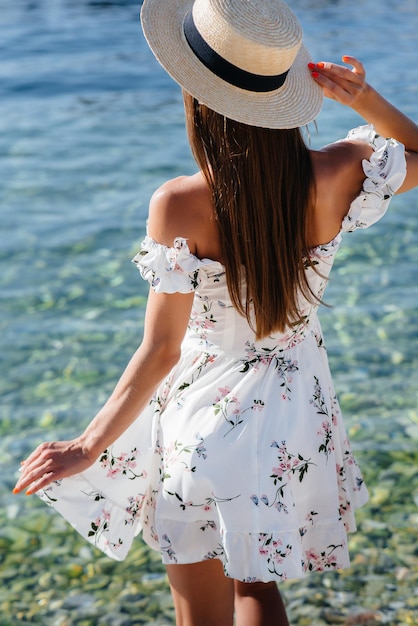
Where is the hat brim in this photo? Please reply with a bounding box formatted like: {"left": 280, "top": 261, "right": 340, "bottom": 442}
{"left": 141, "top": 0, "right": 323, "bottom": 129}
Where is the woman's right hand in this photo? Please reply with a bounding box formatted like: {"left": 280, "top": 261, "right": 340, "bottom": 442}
{"left": 13, "top": 438, "right": 96, "bottom": 495}
{"left": 310, "top": 55, "right": 418, "bottom": 191}
{"left": 308, "top": 55, "right": 369, "bottom": 108}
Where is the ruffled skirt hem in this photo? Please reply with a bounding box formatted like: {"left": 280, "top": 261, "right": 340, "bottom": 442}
{"left": 37, "top": 472, "right": 368, "bottom": 582}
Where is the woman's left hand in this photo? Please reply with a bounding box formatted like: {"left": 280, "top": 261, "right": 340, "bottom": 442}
{"left": 13, "top": 438, "right": 96, "bottom": 495}
{"left": 308, "top": 55, "right": 368, "bottom": 108}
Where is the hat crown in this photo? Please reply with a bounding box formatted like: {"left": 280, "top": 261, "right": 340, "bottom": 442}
{"left": 192, "top": 0, "right": 302, "bottom": 75}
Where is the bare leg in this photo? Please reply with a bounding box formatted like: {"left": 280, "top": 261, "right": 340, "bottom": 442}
{"left": 166, "top": 559, "right": 235, "bottom": 626}
{"left": 234, "top": 580, "right": 290, "bottom": 626}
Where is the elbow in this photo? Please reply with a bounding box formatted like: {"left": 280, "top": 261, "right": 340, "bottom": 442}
{"left": 164, "top": 348, "right": 182, "bottom": 373}
{"left": 148, "top": 341, "right": 182, "bottom": 375}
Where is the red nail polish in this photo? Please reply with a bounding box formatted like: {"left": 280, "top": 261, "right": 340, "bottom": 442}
{"left": 317, "top": 62, "right": 325, "bottom": 69}
{"left": 312, "top": 72, "right": 319, "bottom": 78}
{"left": 308, "top": 62, "right": 315, "bottom": 69}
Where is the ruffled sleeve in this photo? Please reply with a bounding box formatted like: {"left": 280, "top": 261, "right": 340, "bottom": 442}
{"left": 341, "top": 124, "right": 406, "bottom": 232}
{"left": 131, "top": 235, "right": 215, "bottom": 294}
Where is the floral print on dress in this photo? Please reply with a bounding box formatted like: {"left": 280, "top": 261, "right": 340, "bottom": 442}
{"left": 36, "top": 126, "right": 405, "bottom": 579}
{"left": 310, "top": 376, "right": 338, "bottom": 460}
{"left": 161, "top": 433, "right": 207, "bottom": 481}
{"left": 270, "top": 440, "right": 315, "bottom": 484}
{"left": 40, "top": 480, "right": 62, "bottom": 502}
{"left": 87, "top": 507, "right": 123, "bottom": 552}
{"left": 258, "top": 533, "right": 293, "bottom": 579}
{"left": 251, "top": 441, "right": 316, "bottom": 515}
{"left": 203, "top": 543, "right": 227, "bottom": 562}
{"left": 188, "top": 293, "right": 228, "bottom": 341}
{"left": 175, "top": 352, "right": 218, "bottom": 393}
{"left": 164, "top": 490, "right": 241, "bottom": 512}
{"left": 125, "top": 494, "right": 147, "bottom": 525}
{"left": 299, "top": 510, "right": 319, "bottom": 537}
{"left": 212, "top": 386, "right": 265, "bottom": 437}
{"left": 240, "top": 342, "right": 298, "bottom": 399}
{"left": 99, "top": 446, "right": 148, "bottom": 480}
{"left": 303, "top": 542, "right": 345, "bottom": 573}
{"left": 160, "top": 534, "right": 177, "bottom": 563}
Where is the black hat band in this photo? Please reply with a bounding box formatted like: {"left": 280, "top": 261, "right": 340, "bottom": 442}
{"left": 183, "top": 10, "right": 289, "bottom": 93}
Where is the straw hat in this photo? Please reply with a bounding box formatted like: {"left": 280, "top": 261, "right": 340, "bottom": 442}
{"left": 141, "top": 0, "right": 323, "bottom": 129}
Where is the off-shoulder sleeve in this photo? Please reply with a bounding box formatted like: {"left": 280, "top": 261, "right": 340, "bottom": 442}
{"left": 341, "top": 124, "right": 406, "bottom": 233}
{"left": 131, "top": 235, "right": 213, "bottom": 293}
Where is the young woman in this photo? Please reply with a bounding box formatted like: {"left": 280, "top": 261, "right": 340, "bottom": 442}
{"left": 13, "top": 1, "right": 418, "bottom": 624}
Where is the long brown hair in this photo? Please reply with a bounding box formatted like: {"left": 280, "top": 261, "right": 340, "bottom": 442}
{"left": 183, "top": 92, "right": 317, "bottom": 340}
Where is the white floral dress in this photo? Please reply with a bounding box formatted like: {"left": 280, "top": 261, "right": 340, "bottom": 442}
{"left": 38, "top": 126, "right": 406, "bottom": 582}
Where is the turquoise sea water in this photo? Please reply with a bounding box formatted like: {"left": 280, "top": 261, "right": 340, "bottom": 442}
{"left": 1, "top": 1, "right": 417, "bottom": 624}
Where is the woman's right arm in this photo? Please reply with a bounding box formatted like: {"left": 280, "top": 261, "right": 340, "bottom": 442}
{"left": 310, "top": 56, "right": 418, "bottom": 192}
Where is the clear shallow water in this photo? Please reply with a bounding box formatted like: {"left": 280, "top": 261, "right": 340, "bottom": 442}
{"left": 0, "top": 0, "right": 417, "bottom": 616}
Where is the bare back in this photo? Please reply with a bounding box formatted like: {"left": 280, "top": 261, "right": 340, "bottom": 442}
{"left": 147, "top": 139, "right": 373, "bottom": 259}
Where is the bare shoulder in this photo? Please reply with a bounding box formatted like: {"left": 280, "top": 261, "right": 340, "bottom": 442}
{"left": 325, "top": 137, "right": 372, "bottom": 161}
{"left": 316, "top": 139, "right": 373, "bottom": 188}
{"left": 310, "top": 139, "right": 374, "bottom": 244}
{"left": 147, "top": 172, "right": 215, "bottom": 255}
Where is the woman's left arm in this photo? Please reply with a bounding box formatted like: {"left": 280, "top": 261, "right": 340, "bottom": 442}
{"left": 14, "top": 175, "right": 200, "bottom": 496}
{"left": 13, "top": 288, "right": 194, "bottom": 495}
